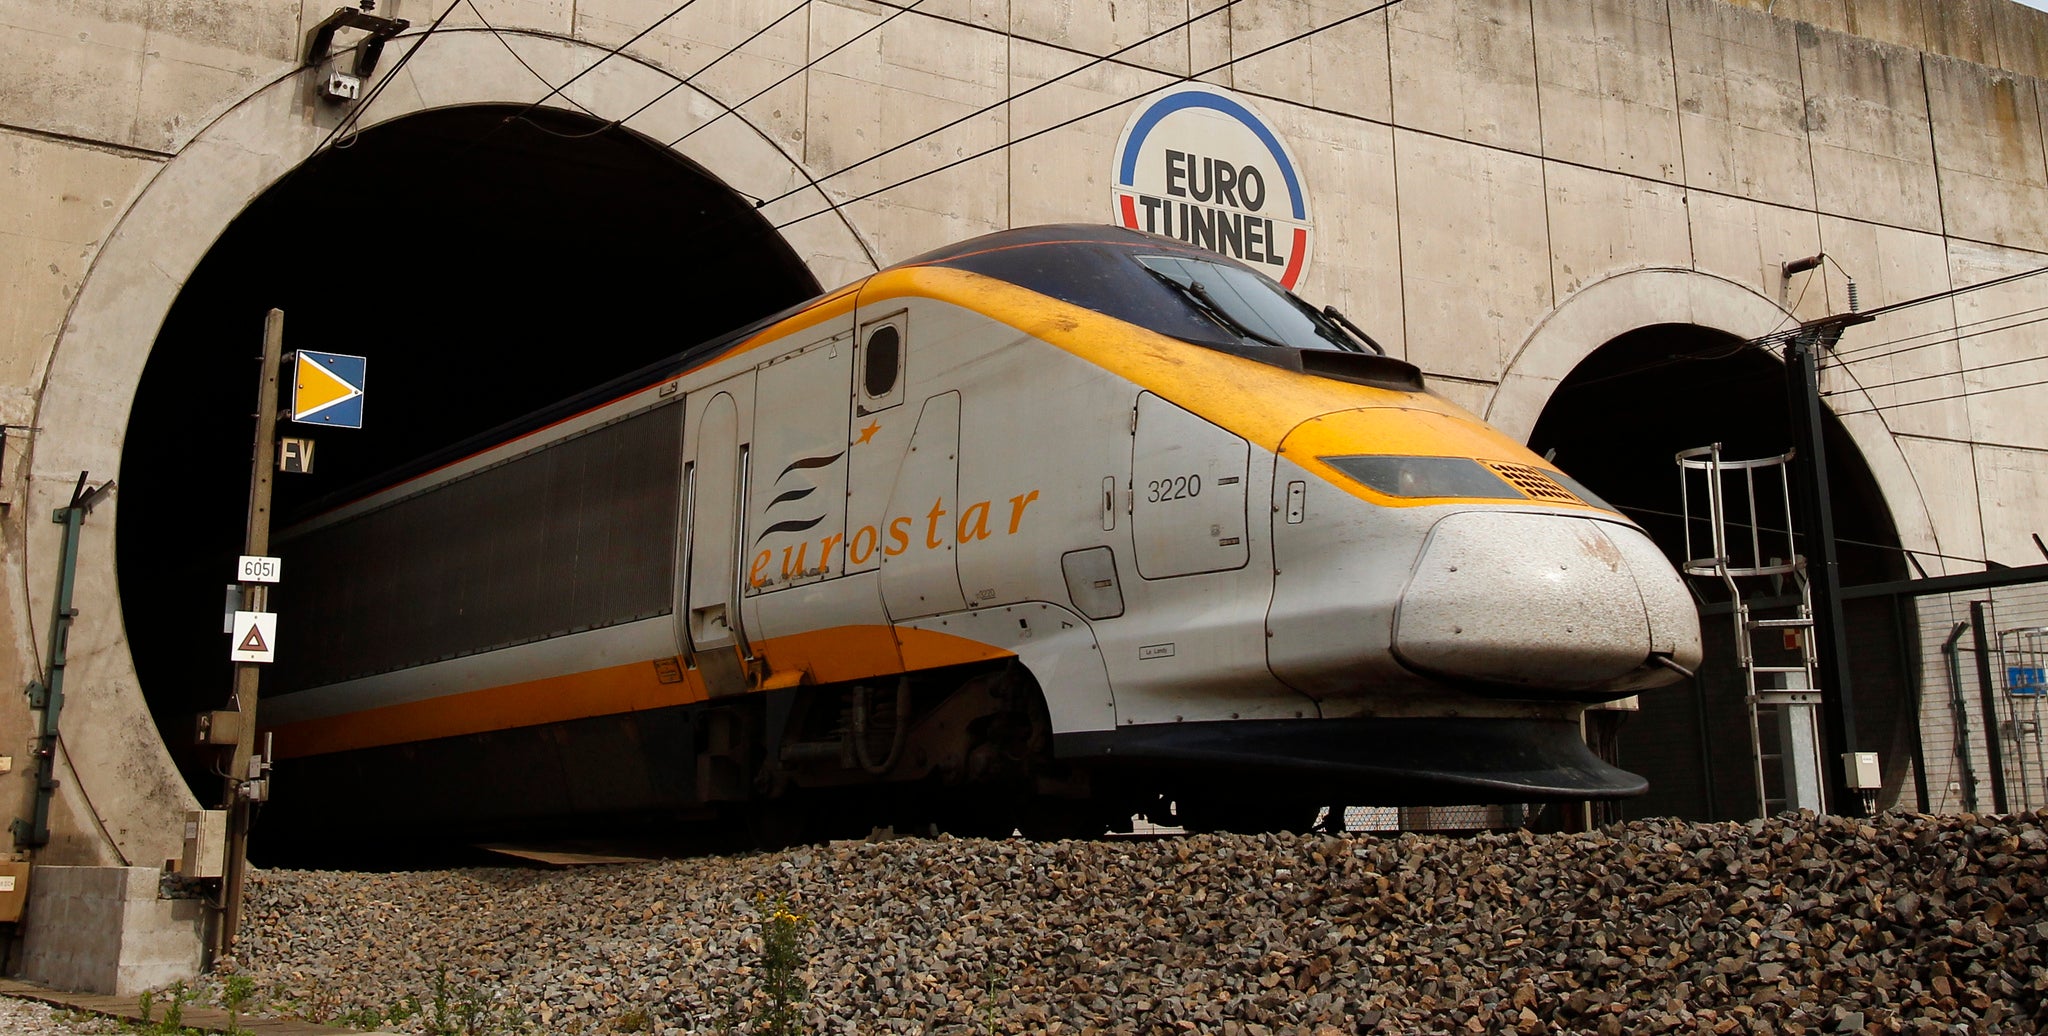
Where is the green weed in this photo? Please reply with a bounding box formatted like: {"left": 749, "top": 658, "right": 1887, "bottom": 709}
{"left": 221, "top": 974, "right": 255, "bottom": 1036}
{"left": 160, "top": 981, "right": 191, "bottom": 1031}
{"left": 712, "top": 892, "right": 812, "bottom": 1036}
{"left": 755, "top": 894, "right": 809, "bottom": 1036}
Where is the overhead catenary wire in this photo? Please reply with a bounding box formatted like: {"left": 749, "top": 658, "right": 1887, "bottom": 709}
{"left": 491, "top": 0, "right": 713, "bottom": 134}
{"left": 1829, "top": 371, "right": 2048, "bottom": 419}
{"left": 1754, "top": 261, "right": 2048, "bottom": 351}
{"left": 745, "top": 0, "right": 1259, "bottom": 216}
{"left": 664, "top": 0, "right": 938, "bottom": 150}
{"left": 1854, "top": 262, "right": 2048, "bottom": 319}
{"left": 1755, "top": 261, "right": 2048, "bottom": 424}
{"left": 467, "top": 1, "right": 605, "bottom": 122}
{"left": 521, "top": 0, "right": 815, "bottom": 142}
{"left": 1547, "top": 339, "right": 1756, "bottom": 397}
{"left": 1821, "top": 310, "right": 2048, "bottom": 375}
{"left": 1611, "top": 502, "right": 1996, "bottom": 570}
{"left": 433, "top": 0, "right": 1259, "bottom": 233}
{"left": 1827, "top": 302, "right": 2048, "bottom": 362}
{"left": 767, "top": 0, "right": 1409, "bottom": 232}
{"left": 1813, "top": 298, "right": 2048, "bottom": 413}
{"left": 1817, "top": 335, "right": 1900, "bottom": 437}
{"left": 1822, "top": 347, "right": 2048, "bottom": 398}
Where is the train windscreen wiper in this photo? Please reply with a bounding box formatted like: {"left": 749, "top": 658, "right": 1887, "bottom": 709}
{"left": 1321, "top": 305, "right": 1387, "bottom": 356}
{"left": 1145, "top": 267, "right": 1290, "bottom": 350}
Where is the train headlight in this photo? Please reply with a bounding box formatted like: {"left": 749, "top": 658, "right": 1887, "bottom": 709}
{"left": 1320, "top": 455, "right": 1523, "bottom": 500}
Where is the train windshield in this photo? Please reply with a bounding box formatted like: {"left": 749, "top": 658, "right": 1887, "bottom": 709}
{"left": 899, "top": 226, "right": 1397, "bottom": 359}
{"left": 1137, "top": 255, "right": 1364, "bottom": 353}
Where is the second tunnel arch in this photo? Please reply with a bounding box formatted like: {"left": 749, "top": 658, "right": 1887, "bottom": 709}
{"left": 1493, "top": 270, "right": 1941, "bottom": 821}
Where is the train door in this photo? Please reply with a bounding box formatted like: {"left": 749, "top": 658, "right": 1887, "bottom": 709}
{"left": 845, "top": 311, "right": 907, "bottom": 577}
{"left": 1130, "top": 392, "right": 1250, "bottom": 578}
{"left": 880, "top": 391, "right": 967, "bottom": 619}
{"left": 748, "top": 330, "right": 854, "bottom": 593}
{"left": 681, "top": 371, "right": 756, "bottom": 697}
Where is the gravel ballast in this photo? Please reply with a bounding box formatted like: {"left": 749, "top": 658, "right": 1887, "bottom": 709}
{"left": 216, "top": 811, "right": 2045, "bottom": 1035}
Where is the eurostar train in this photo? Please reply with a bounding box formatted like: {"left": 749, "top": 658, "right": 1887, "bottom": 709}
{"left": 260, "top": 224, "right": 1701, "bottom": 849}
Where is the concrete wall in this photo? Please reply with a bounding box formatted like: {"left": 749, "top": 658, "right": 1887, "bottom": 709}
{"left": 20, "top": 866, "right": 206, "bottom": 995}
{"left": 2, "top": 0, "right": 2046, "bottom": 869}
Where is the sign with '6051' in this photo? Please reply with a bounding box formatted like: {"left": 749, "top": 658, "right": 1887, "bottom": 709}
{"left": 237, "top": 555, "right": 282, "bottom": 584}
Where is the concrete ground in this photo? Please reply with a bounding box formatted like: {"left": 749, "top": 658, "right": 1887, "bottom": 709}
{"left": 0, "top": 979, "right": 392, "bottom": 1035}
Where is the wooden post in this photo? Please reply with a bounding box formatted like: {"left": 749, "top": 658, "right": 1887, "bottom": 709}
{"left": 217, "top": 308, "right": 283, "bottom": 957}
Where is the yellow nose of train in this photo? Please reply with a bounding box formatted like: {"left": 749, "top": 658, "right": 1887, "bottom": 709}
{"left": 1265, "top": 402, "right": 1702, "bottom": 704}
{"left": 1393, "top": 509, "right": 1701, "bottom": 695}
{"left": 920, "top": 225, "right": 1705, "bottom": 803}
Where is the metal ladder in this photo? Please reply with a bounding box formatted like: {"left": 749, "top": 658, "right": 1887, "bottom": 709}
{"left": 1677, "top": 445, "right": 1827, "bottom": 817}
{"left": 1997, "top": 625, "right": 2047, "bottom": 811}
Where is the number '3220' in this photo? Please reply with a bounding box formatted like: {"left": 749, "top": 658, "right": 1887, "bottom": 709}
{"left": 1146, "top": 474, "right": 1201, "bottom": 503}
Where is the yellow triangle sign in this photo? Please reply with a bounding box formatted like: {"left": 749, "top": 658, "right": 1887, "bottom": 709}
{"left": 294, "top": 353, "right": 362, "bottom": 419}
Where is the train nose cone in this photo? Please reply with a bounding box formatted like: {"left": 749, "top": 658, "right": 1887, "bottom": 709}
{"left": 1393, "top": 512, "right": 1701, "bottom": 697}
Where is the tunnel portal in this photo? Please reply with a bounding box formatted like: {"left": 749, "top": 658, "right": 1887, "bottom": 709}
{"left": 116, "top": 105, "right": 823, "bottom": 797}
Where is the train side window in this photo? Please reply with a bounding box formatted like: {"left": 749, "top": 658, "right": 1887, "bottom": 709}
{"left": 858, "top": 313, "right": 906, "bottom": 415}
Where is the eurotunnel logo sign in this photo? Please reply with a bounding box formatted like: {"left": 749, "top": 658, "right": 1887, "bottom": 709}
{"left": 1112, "top": 84, "right": 1313, "bottom": 289}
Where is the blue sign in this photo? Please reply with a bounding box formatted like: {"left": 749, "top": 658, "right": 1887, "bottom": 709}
{"left": 2010, "top": 666, "right": 2045, "bottom": 697}
{"left": 291, "top": 350, "right": 366, "bottom": 429}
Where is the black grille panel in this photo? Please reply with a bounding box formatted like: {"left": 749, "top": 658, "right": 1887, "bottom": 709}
{"left": 1486, "top": 462, "right": 1578, "bottom": 503}
{"left": 273, "top": 402, "right": 684, "bottom": 694}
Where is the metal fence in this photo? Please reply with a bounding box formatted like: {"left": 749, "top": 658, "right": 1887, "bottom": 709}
{"left": 1898, "top": 574, "right": 2048, "bottom": 814}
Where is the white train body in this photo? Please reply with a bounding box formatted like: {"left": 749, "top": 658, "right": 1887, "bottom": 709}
{"left": 262, "top": 226, "right": 1700, "bottom": 844}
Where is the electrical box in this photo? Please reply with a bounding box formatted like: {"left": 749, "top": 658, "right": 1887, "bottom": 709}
{"left": 1843, "top": 751, "right": 1882, "bottom": 791}
{"left": 180, "top": 809, "right": 227, "bottom": 879}
{"left": 0, "top": 862, "right": 28, "bottom": 922}
{"left": 319, "top": 70, "right": 362, "bottom": 102}
{"left": 195, "top": 710, "right": 243, "bottom": 746}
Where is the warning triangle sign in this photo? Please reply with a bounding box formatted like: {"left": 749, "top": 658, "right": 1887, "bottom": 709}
{"left": 230, "top": 610, "right": 276, "bottom": 663}
{"left": 294, "top": 353, "right": 363, "bottom": 419}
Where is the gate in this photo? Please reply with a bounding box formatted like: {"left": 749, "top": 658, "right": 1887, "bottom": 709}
{"left": 1858, "top": 563, "right": 2048, "bottom": 814}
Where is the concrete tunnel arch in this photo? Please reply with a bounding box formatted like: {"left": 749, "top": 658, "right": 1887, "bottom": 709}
{"left": 24, "top": 29, "right": 875, "bottom": 868}
{"left": 1487, "top": 268, "right": 1944, "bottom": 821}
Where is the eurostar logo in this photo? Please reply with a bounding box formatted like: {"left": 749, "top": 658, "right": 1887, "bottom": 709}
{"left": 754, "top": 449, "right": 845, "bottom": 548}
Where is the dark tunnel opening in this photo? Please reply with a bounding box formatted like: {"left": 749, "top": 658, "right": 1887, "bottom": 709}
{"left": 1528, "top": 323, "right": 1914, "bottom": 821}
{"left": 116, "top": 105, "right": 823, "bottom": 800}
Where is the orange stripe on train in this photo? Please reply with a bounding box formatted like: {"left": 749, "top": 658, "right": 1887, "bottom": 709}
{"left": 267, "top": 624, "right": 1016, "bottom": 759}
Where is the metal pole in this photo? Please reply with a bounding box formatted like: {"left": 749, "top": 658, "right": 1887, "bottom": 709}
{"left": 217, "top": 309, "right": 283, "bottom": 956}
{"left": 1969, "top": 600, "right": 2009, "bottom": 813}
{"left": 13, "top": 475, "right": 113, "bottom": 848}
{"left": 1691, "top": 672, "right": 1718, "bottom": 822}
{"left": 1895, "top": 596, "right": 1930, "bottom": 814}
{"left": 1943, "top": 619, "right": 1979, "bottom": 812}
{"left": 1783, "top": 329, "right": 1860, "bottom": 813}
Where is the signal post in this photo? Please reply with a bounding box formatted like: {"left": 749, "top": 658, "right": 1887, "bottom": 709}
{"left": 214, "top": 309, "right": 282, "bottom": 958}
{"left": 211, "top": 310, "right": 363, "bottom": 957}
